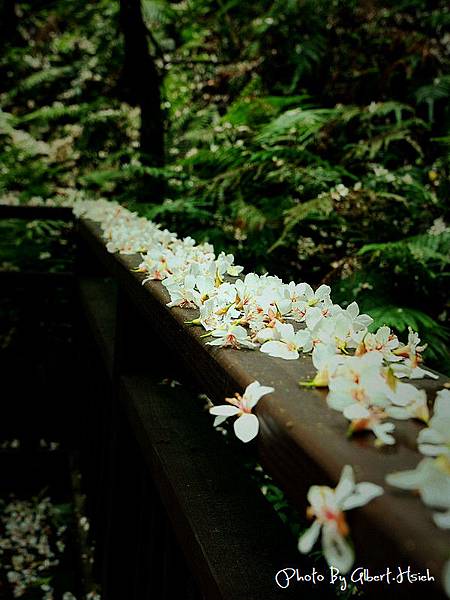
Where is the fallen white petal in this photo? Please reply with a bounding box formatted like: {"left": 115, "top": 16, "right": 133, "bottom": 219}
{"left": 234, "top": 413, "right": 259, "bottom": 443}
{"left": 298, "top": 520, "right": 322, "bottom": 554}
{"left": 210, "top": 405, "right": 240, "bottom": 417}
{"left": 322, "top": 522, "right": 355, "bottom": 574}
{"left": 341, "top": 482, "right": 384, "bottom": 510}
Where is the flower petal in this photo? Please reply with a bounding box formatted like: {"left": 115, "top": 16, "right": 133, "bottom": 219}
{"left": 298, "top": 520, "right": 321, "bottom": 554}
{"left": 341, "top": 482, "right": 383, "bottom": 510}
{"left": 207, "top": 337, "right": 227, "bottom": 346}
{"left": 244, "top": 381, "right": 274, "bottom": 407}
{"left": 343, "top": 403, "right": 370, "bottom": 421}
{"left": 233, "top": 413, "right": 259, "bottom": 443}
{"left": 335, "top": 465, "right": 355, "bottom": 505}
{"left": 322, "top": 523, "right": 354, "bottom": 574}
{"left": 210, "top": 405, "right": 240, "bottom": 417}
{"left": 419, "top": 443, "right": 449, "bottom": 457}
{"left": 260, "top": 341, "right": 298, "bottom": 360}
{"left": 433, "top": 509, "right": 450, "bottom": 530}
{"left": 386, "top": 462, "right": 428, "bottom": 490}
{"left": 443, "top": 559, "right": 450, "bottom": 599}
{"left": 373, "top": 422, "right": 396, "bottom": 446}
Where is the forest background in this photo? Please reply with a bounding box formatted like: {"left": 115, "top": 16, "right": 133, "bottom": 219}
{"left": 0, "top": 0, "right": 449, "bottom": 371}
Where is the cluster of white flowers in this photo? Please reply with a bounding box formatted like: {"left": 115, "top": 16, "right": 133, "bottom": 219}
{"left": 386, "top": 388, "right": 450, "bottom": 524}
{"left": 70, "top": 200, "right": 436, "bottom": 420}
{"left": 0, "top": 498, "right": 65, "bottom": 598}
{"left": 0, "top": 495, "right": 101, "bottom": 600}
{"left": 4, "top": 196, "right": 448, "bottom": 595}
{"left": 66, "top": 198, "right": 447, "bottom": 454}
{"left": 0, "top": 188, "right": 86, "bottom": 208}
{"left": 386, "top": 388, "right": 450, "bottom": 596}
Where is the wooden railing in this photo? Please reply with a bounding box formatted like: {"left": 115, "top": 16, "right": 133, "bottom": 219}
{"left": 1, "top": 205, "right": 449, "bottom": 599}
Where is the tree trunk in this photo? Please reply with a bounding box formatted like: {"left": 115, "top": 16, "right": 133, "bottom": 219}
{"left": 0, "top": 0, "right": 22, "bottom": 50}
{"left": 0, "top": 1, "right": 23, "bottom": 94}
{"left": 119, "top": 0, "right": 165, "bottom": 200}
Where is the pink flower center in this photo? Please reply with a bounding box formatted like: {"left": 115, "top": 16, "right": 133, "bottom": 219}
{"left": 226, "top": 333, "right": 238, "bottom": 347}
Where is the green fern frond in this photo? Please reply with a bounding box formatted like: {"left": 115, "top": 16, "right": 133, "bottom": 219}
{"left": 360, "top": 101, "right": 414, "bottom": 123}
{"left": 269, "top": 195, "right": 334, "bottom": 252}
{"left": 7, "top": 66, "right": 73, "bottom": 100}
{"left": 224, "top": 94, "right": 311, "bottom": 127}
{"left": 415, "top": 76, "right": 450, "bottom": 121}
{"left": 358, "top": 231, "right": 450, "bottom": 272}
{"left": 18, "top": 103, "right": 94, "bottom": 125}
{"left": 141, "top": 0, "right": 174, "bottom": 26}
{"left": 257, "top": 107, "right": 337, "bottom": 145}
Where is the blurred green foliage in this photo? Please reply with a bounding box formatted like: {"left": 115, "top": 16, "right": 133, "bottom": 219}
{"left": 0, "top": 0, "right": 449, "bottom": 368}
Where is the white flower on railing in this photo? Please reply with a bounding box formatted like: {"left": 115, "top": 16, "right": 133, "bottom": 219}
{"left": 299, "top": 344, "right": 345, "bottom": 388}
{"left": 386, "top": 455, "right": 450, "bottom": 528}
{"left": 418, "top": 389, "right": 450, "bottom": 457}
{"left": 192, "top": 297, "right": 224, "bottom": 331}
{"left": 344, "top": 404, "right": 396, "bottom": 446}
{"left": 327, "top": 352, "right": 390, "bottom": 413}
{"left": 207, "top": 324, "right": 257, "bottom": 349}
{"left": 209, "top": 381, "right": 274, "bottom": 442}
{"left": 260, "top": 322, "right": 309, "bottom": 360}
{"left": 385, "top": 382, "right": 429, "bottom": 423}
{"left": 443, "top": 559, "right": 450, "bottom": 599}
{"left": 298, "top": 465, "right": 383, "bottom": 573}
{"left": 290, "top": 283, "right": 332, "bottom": 323}
{"left": 215, "top": 251, "right": 243, "bottom": 279}
{"left": 355, "top": 325, "right": 401, "bottom": 362}
{"left": 392, "top": 328, "right": 438, "bottom": 379}
{"left": 337, "top": 301, "right": 373, "bottom": 329}
{"left": 298, "top": 282, "right": 332, "bottom": 308}
{"left": 164, "top": 274, "right": 197, "bottom": 308}
{"left": 329, "top": 302, "right": 373, "bottom": 349}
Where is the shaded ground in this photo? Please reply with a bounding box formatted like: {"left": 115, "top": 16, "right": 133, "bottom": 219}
{"left": 0, "top": 222, "right": 100, "bottom": 600}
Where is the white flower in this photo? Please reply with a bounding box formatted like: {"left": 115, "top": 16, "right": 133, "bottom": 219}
{"left": 191, "top": 274, "right": 217, "bottom": 306}
{"left": 385, "top": 382, "right": 429, "bottom": 423}
{"left": 355, "top": 325, "right": 400, "bottom": 362}
{"left": 392, "top": 328, "right": 438, "bottom": 380}
{"left": 260, "top": 322, "right": 308, "bottom": 360}
{"left": 418, "top": 389, "right": 450, "bottom": 457}
{"left": 193, "top": 297, "right": 223, "bottom": 331}
{"left": 207, "top": 324, "right": 257, "bottom": 349}
{"left": 300, "top": 344, "right": 344, "bottom": 387}
{"left": 290, "top": 283, "right": 332, "bottom": 323}
{"left": 339, "top": 301, "right": 373, "bottom": 331}
{"left": 215, "top": 251, "right": 239, "bottom": 279}
{"left": 344, "top": 404, "right": 396, "bottom": 446}
{"left": 209, "top": 381, "right": 274, "bottom": 442}
{"left": 234, "top": 273, "right": 260, "bottom": 307}
{"left": 298, "top": 465, "right": 383, "bottom": 573}
{"left": 433, "top": 509, "right": 450, "bottom": 530}
{"left": 138, "top": 246, "right": 182, "bottom": 282}
{"left": 163, "top": 274, "right": 197, "bottom": 308}
{"left": 386, "top": 455, "right": 450, "bottom": 512}
{"left": 327, "top": 353, "right": 390, "bottom": 414}
{"left": 294, "top": 316, "right": 337, "bottom": 353}
{"left": 227, "top": 264, "right": 244, "bottom": 276}
{"left": 443, "top": 559, "right": 450, "bottom": 598}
